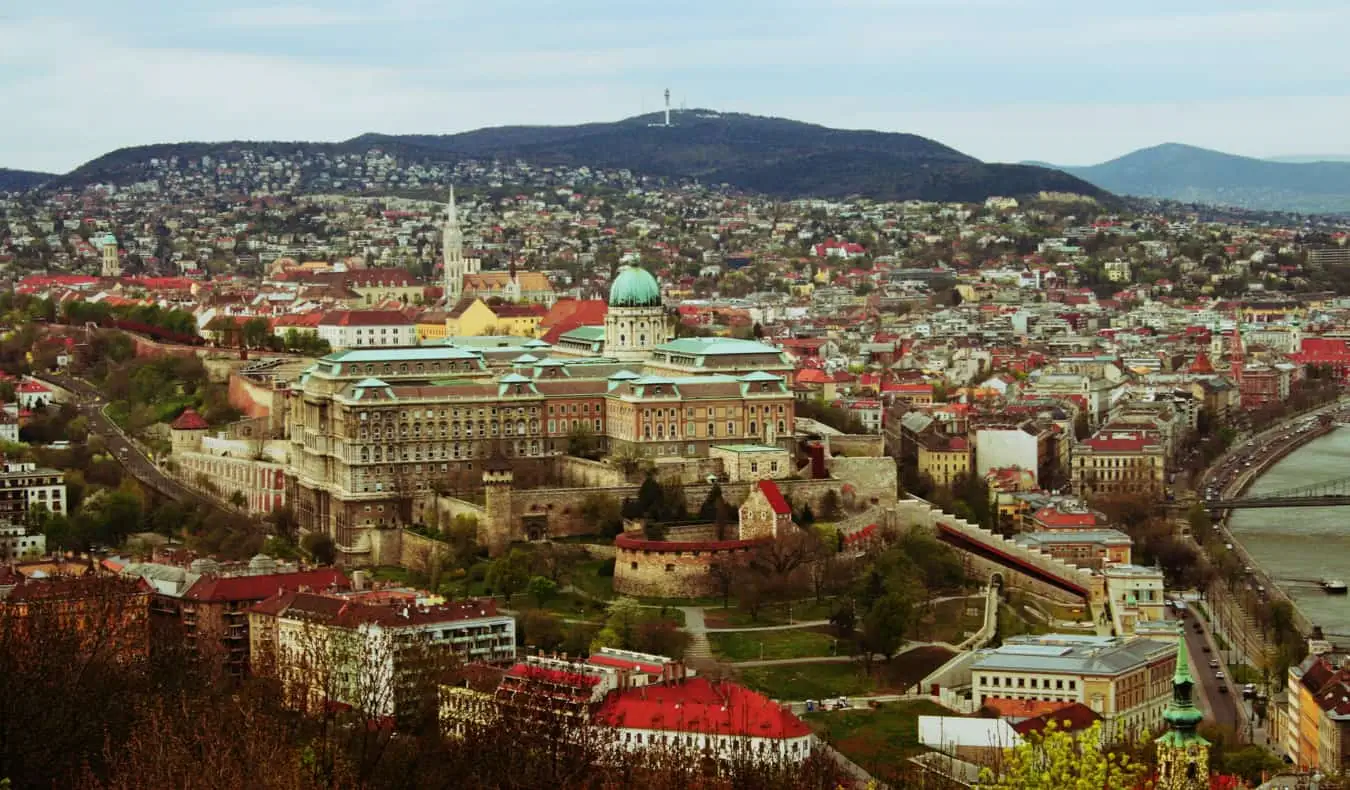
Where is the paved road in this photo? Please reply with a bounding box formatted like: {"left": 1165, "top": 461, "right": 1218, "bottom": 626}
{"left": 705, "top": 619, "right": 830, "bottom": 633}
{"left": 1179, "top": 610, "right": 1242, "bottom": 735}
{"left": 36, "top": 372, "right": 219, "bottom": 509}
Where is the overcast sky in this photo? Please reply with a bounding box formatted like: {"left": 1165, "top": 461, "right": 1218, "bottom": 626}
{"left": 4, "top": 1, "right": 1350, "bottom": 173}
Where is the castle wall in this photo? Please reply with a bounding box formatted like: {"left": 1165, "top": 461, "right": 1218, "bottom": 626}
{"left": 826, "top": 434, "right": 886, "bottom": 458}
{"left": 400, "top": 529, "right": 452, "bottom": 574}
{"left": 826, "top": 456, "right": 898, "bottom": 505}
{"left": 613, "top": 536, "right": 760, "bottom": 598}
{"left": 228, "top": 373, "right": 277, "bottom": 420}
{"left": 556, "top": 456, "right": 630, "bottom": 488}
{"left": 505, "top": 478, "right": 841, "bottom": 541}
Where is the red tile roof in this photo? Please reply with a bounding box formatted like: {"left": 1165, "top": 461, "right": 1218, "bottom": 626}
{"left": 757, "top": 479, "right": 791, "bottom": 515}
{"left": 539, "top": 299, "right": 608, "bottom": 343}
{"left": 593, "top": 678, "right": 811, "bottom": 739}
{"left": 184, "top": 568, "right": 349, "bottom": 603}
{"left": 170, "top": 408, "right": 210, "bottom": 431}
{"left": 319, "top": 309, "right": 414, "bottom": 327}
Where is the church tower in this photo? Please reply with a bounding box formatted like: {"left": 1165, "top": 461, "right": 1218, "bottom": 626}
{"left": 100, "top": 233, "right": 120, "bottom": 278}
{"left": 1155, "top": 636, "right": 1211, "bottom": 790}
{"left": 441, "top": 187, "right": 481, "bottom": 305}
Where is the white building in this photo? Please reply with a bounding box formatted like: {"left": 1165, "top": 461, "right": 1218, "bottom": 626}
{"left": 975, "top": 427, "right": 1041, "bottom": 484}
{"left": 16, "top": 379, "right": 54, "bottom": 410}
{"left": 0, "top": 462, "right": 67, "bottom": 519}
{"left": 970, "top": 634, "right": 1177, "bottom": 741}
{"left": 594, "top": 676, "right": 816, "bottom": 763}
{"left": 0, "top": 522, "right": 45, "bottom": 560}
{"left": 316, "top": 310, "right": 418, "bottom": 350}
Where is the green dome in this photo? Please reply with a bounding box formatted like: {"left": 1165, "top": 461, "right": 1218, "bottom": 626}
{"left": 608, "top": 266, "right": 662, "bottom": 308}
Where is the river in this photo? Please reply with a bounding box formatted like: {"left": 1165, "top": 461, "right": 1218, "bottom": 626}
{"left": 1228, "top": 427, "right": 1350, "bottom": 639}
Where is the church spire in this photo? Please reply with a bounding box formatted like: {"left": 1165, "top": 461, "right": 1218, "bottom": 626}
{"left": 1155, "top": 635, "right": 1211, "bottom": 790}
{"left": 443, "top": 185, "right": 464, "bottom": 303}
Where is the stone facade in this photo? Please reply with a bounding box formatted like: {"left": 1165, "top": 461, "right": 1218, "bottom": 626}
{"left": 613, "top": 529, "right": 763, "bottom": 598}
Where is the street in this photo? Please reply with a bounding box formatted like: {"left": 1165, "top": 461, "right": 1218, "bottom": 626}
{"left": 36, "top": 371, "right": 219, "bottom": 509}
{"left": 1178, "top": 609, "right": 1242, "bottom": 734}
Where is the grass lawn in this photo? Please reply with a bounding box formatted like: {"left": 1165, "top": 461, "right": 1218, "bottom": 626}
{"left": 568, "top": 557, "right": 616, "bottom": 601}
{"left": 704, "top": 599, "right": 835, "bottom": 628}
{"left": 804, "top": 699, "right": 954, "bottom": 779}
{"left": 913, "top": 597, "right": 984, "bottom": 645}
{"left": 736, "top": 662, "right": 876, "bottom": 700}
{"left": 537, "top": 591, "right": 609, "bottom": 621}
{"left": 877, "top": 646, "right": 956, "bottom": 692}
{"left": 709, "top": 628, "right": 837, "bottom": 661}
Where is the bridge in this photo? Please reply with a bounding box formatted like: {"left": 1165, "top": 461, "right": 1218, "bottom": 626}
{"left": 1205, "top": 474, "right": 1350, "bottom": 509}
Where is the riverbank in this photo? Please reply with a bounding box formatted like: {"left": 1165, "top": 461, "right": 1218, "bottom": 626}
{"left": 1202, "top": 399, "right": 1350, "bottom": 657}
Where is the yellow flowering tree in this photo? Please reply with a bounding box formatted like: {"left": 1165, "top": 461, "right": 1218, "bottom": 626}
{"left": 980, "top": 721, "right": 1150, "bottom": 790}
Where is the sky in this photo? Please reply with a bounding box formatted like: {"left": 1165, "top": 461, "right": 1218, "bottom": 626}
{"left": 4, "top": 0, "right": 1350, "bottom": 173}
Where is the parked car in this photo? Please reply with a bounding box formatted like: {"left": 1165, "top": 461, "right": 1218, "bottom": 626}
{"left": 1215, "top": 671, "right": 1226, "bottom": 680}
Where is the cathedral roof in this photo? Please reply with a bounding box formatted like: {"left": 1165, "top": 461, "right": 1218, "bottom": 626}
{"left": 608, "top": 265, "right": 662, "bottom": 308}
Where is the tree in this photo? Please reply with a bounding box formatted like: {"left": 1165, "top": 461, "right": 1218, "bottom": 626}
{"left": 980, "top": 721, "right": 1145, "bottom": 790}
{"left": 487, "top": 550, "right": 531, "bottom": 603}
{"left": 580, "top": 493, "right": 623, "bottom": 538}
{"left": 591, "top": 597, "right": 645, "bottom": 652}
{"left": 565, "top": 424, "right": 602, "bottom": 460}
{"left": 527, "top": 575, "right": 559, "bottom": 609}
{"left": 518, "top": 609, "right": 565, "bottom": 652}
{"left": 229, "top": 490, "right": 247, "bottom": 509}
{"left": 860, "top": 592, "right": 912, "bottom": 665}
{"left": 241, "top": 317, "right": 270, "bottom": 349}
{"left": 301, "top": 532, "right": 336, "bottom": 565}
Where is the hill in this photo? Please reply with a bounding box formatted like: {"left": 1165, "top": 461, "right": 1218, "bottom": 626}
{"left": 47, "top": 111, "right": 1108, "bottom": 203}
{"left": 0, "top": 168, "right": 56, "bottom": 192}
{"left": 1040, "top": 143, "right": 1350, "bottom": 214}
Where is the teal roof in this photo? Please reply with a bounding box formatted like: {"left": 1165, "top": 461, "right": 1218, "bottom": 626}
{"left": 654, "top": 337, "right": 785, "bottom": 357}
{"left": 739, "top": 371, "right": 784, "bottom": 382}
{"left": 512, "top": 354, "right": 540, "bottom": 364}
{"left": 99, "top": 232, "right": 117, "bottom": 247}
{"left": 608, "top": 370, "right": 641, "bottom": 380}
{"left": 711, "top": 444, "right": 784, "bottom": 453}
{"left": 1158, "top": 635, "right": 1207, "bottom": 744}
{"left": 325, "top": 347, "right": 482, "bottom": 363}
{"left": 499, "top": 373, "right": 531, "bottom": 384}
{"left": 608, "top": 265, "right": 662, "bottom": 307}
{"left": 561, "top": 326, "right": 605, "bottom": 340}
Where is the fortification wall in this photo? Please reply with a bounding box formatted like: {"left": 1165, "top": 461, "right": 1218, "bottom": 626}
{"left": 509, "top": 478, "right": 842, "bottom": 540}
{"left": 827, "top": 434, "right": 886, "bottom": 458}
{"left": 613, "top": 536, "right": 760, "bottom": 598}
{"left": 826, "top": 456, "right": 898, "bottom": 505}
{"left": 400, "top": 529, "right": 452, "bottom": 574}
{"left": 556, "top": 456, "right": 630, "bottom": 488}
{"left": 893, "top": 499, "right": 1092, "bottom": 605}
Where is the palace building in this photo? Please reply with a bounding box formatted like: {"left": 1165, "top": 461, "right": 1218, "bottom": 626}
{"left": 285, "top": 265, "right": 797, "bottom": 564}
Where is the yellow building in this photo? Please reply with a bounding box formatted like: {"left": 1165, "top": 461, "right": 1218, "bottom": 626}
{"left": 490, "top": 304, "right": 546, "bottom": 337}
{"left": 917, "top": 436, "right": 972, "bottom": 487}
{"left": 416, "top": 311, "right": 449, "bottom": 342}
{"left": 445, "top": 298, "right": 500, "bottom": 337}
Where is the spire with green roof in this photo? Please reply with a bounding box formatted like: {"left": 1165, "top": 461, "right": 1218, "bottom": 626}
{"left": 1157, "top": 634, "right": 1208, "bottom": 748}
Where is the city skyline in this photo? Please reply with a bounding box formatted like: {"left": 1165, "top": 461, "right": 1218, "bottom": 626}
{"left": 4, "top": 0, "right": 1350, "bottom": 172}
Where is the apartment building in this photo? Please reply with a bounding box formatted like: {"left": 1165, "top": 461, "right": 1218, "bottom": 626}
{"left": 317, "top": 309, "right": 418, "bottom": 350}
{"left": 971, "top": 634, "right": 1177, "bottom": 741}
{"left": 250, "top": 591, "right": 514, "bottom": 721}
{"left": 917, "top": 435, "right": 972, "bottom": 487}
{"left": 0, "top": 462, "right": 67, "bottom": 520}
{"left": 1071, "top": 429, "right": 1165, "bottom": 498}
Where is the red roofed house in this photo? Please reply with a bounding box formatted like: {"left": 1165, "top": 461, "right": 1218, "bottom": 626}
{"left": 317, "top": 309, "right": 417, "bottom": 349}
{"left": 1027, "top": 499, "right": 1107, "bottom": 532}
{"left": 178, "top": 567, "right": 351, "bottom": 677}
{"left": 538, "top": 298, "right": 608, "bottom": 344}
{"left": 1071, "top": 429, "right": 1165, "bottom": 498}
{"left": 738, "top": 479, "right": 794, "bottom": 540}
{"left": 593, "top": 676, "right": 815, "bottom": 762}
{"left": 16, "top": 378, "right": 54, "bottom": 410}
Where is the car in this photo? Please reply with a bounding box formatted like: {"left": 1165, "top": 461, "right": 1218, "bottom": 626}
{"left": 1215, "top": 671, "right": 1226, "bottom": 680}
{"left": 1208, "top": 659, "right": 1219, "bottom": 668}
{"left": 1218, "top": 684, "right": 1229, "bottom": 693}
{"left": 1202, "top": 645, "right": 1211, "bottom": 653}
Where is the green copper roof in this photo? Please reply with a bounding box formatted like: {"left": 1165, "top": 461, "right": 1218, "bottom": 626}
{"left": 608, "top": 265, "right": 662, "bottom": 307}
{"left": 1157, "top": 635, "right": 1207, "bottom": 745}
{"left": 654, "top": 337, "right": 785, "bottom": 357}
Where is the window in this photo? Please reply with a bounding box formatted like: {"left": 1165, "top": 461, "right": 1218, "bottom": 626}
{"left": 665, "top": 564, "right": 674, "bottom": 573}
{"left": 631, "top": 562, "right": 638, "bottom": 570}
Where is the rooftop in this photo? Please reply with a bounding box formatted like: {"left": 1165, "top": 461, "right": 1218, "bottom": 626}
{"left": 973, "top": 633, "right": 1175, "bottom": 677}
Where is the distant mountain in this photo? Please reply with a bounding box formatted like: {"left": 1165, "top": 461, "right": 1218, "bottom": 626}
{"left": 0, "top": 168, "right": 56, "bottom": 192}
{"left": 1034, "top": 143, "right": 1350, "bottom": 214}
{"left": 1267, "top": 154, "right": 1350, "bottom": 164}
{"left": 46, "top": 111, "right": 1108, "bottom": 203}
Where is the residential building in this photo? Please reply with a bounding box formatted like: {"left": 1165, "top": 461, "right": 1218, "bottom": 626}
{"left": 176, "top": 563, "right": 350, "bottom": 677}
{"left": 0, "top": 574, "right": 150, "bottom": 662}
{"left": 918, "top": 435, "right": 972, "bottom": 487}
{"left": 0, "top": 462, "right": 66, "bottom": 519}
{"left": 0, "top": 522, "right": 45, "bottom": 560}
{"left": 971, "top": 634, "right": 1178, "bottom": 741}
{"left": 250, "top": 591, "right": 514, "bottom": 721}
{"left": 1012, "top": 529, "right": 1132, "bottom": 570}
{"left": 1071, "top": 429, "right": 1165, "bottom": 498}
{"left": 317, "top": 309, "right": 418, "bottom": 350}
